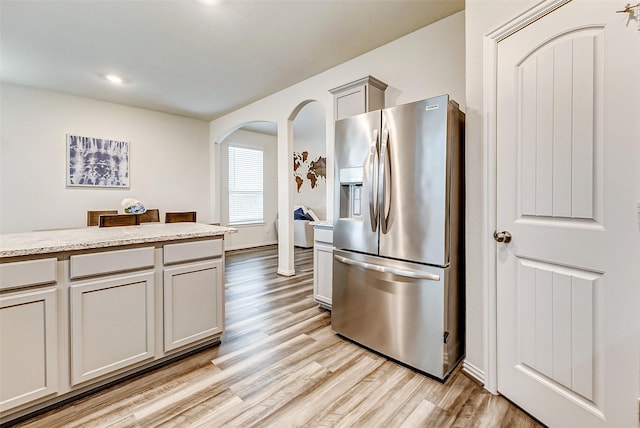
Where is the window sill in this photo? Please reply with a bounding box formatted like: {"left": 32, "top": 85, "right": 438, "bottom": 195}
{"left": 228, "top": 222, "right": 265, "bottom": 227}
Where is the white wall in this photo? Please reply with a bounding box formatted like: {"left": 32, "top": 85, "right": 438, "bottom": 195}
{"left": 219, "top": 128, "right": 278, "bottom": 251}
{"left": 464, "top": 0, "right": 538, "bottom": 383}
{"left": 0, "top": 83, "right": 210, "bottom": 233}
{"left": 210, "top": 10, "right": 465, "bottom": 136}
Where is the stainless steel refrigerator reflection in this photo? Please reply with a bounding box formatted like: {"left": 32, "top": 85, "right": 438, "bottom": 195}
{"left": 332, "top": 94, "right": 465, "bottom": 380}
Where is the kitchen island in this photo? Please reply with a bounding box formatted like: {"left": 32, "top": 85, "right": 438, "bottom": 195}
{"left": 0, "top": 223, "right": 236, "bottom": 424}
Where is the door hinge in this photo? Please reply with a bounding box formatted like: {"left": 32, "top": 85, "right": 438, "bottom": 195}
{"left": 444, "top": 331, "right": 450, "bottom": 344}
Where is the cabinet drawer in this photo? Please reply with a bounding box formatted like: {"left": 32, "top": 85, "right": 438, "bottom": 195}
{"left": 163, "top": 239, "right": 222, "bottom": 265}
{"left": 0, "top": 258, "right": 57, "bottom": 291}
{"left": 70, "top": 247, "right": 155, "bottom": 279}
{"left": 314, "top": 228, "right": 333, "bottom": 244}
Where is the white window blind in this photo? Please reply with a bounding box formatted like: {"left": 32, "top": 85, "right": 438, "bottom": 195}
{"left": 228, "top": 146, "right": 264, "bottom": 224}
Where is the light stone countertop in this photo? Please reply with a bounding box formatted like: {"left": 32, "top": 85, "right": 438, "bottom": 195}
{"left": 0, "top": 223, "right": 237, "bottom": 258}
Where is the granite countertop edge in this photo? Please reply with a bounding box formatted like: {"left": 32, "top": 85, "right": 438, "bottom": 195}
{"left": 0, "top": 223, "right": 237, "bottom": 258}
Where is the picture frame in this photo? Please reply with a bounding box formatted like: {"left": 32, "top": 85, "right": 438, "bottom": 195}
{"left": 66, "top": 134, "right": 130, "bottom": 188}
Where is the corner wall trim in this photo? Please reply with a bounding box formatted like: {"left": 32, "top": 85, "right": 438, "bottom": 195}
{"left": 277, "top": 269, "right": 295, "bottom": 277}
{"left": 462, "top": 360, "right": 486, "bottom": 387}
{"left": 482, "top": 0, "right": 571, "bottom": 395}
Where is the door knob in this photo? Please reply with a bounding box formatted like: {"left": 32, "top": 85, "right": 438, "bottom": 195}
{"left": 493, "top": 230, "right": 512, "bottom": 243}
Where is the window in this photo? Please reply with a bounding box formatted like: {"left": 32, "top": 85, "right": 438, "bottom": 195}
{"left": 228, "top": 145, "right": 263, "bottom": 225}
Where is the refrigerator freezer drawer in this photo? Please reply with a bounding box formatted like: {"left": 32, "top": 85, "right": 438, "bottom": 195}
{"left": 331, "top": 250, "right": 462, "bottom": 380}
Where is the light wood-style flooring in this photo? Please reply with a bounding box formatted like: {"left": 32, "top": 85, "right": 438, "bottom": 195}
{"left": 13, "top": 246, "right": 542, "bottom": 427}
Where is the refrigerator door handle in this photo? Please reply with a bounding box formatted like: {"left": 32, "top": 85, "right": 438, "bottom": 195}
{"left": 368, "top": 129, "right": 379, "bottom": 232}
{"left": 379, "top": 127, "right": 391, "bottom": 234}
{"left": 334, "top": 255, "right": 441, "bottom": 281}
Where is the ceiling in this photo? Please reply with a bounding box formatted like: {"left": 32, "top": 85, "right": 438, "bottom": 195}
{"left": 0, "top": 0, "right": 464, "bottom": 122}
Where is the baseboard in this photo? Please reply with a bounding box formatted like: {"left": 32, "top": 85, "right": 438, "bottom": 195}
{"left": 224, "top": 240, "right": 277, "bottom": 252}
{"left": 277, "top": 268, "right": 296, "bottom": 277}
{"left": 462, "top": 360, "right": 485, "bottom": 386}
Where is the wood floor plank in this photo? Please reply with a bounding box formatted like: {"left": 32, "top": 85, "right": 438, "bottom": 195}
{"left": 398, "top": 399, "right": 438, "bottom": 428}
{"left": 12, "top": 245, "right": 543, "bottom": 428}
{"left": 239, "top": 354, "right": 384, "bottom": 427}
{"left": 186, "top": 395, "right": 245, "bottom": 428}
{"left": 312, "top": 363, "right": 413, "bottom": 427}
{"left": 346, "top": 367, "right": 428, "bottom": 427}
{"left": 212, "top": 313, "right": 328, "bottom": 368}
{"left": 219, "top": 361, "right": 329, "bottom": 427}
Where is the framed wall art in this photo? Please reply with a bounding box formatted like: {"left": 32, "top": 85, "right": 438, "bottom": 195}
{"left": 66, "top": 134, "right": 130, "bottom": 188}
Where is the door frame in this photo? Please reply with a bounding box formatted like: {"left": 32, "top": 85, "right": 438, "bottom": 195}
{"left": 482, "top": 0, "right": 572, "bottom": 394}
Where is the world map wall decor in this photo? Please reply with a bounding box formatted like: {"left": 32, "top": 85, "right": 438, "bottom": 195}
{"left": 293, "top": 151, "right": 326, "bottom": 193}
{"left": 67, "top": 134, "right": 130, "bottom": 187}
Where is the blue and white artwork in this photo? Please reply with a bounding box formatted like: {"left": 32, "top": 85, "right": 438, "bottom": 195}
{"left": 67, "top": 134, "right": 129, "bottom": 187}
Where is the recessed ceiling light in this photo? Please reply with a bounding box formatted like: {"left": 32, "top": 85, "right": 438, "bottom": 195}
{"left": 105, "top": 74, "right": 124, "bottom": 84}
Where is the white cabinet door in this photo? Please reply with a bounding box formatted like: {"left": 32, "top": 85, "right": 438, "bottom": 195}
{"left": 163, "top": 260, "right": 224, "bottom": 352}
{"left": 70, "top": 272, "right": 155, "bottom": 386}
{"left": 313, "top": 243, "right": 333, "bottom": 307}
{"left": 334, "top": 86, "right": 367, "bottom": 121}
{"left": 0, "top": 288, "right": 58, "bottom": 412}
{"left": 330, "top": 76, "right": 387, "bottom": 121}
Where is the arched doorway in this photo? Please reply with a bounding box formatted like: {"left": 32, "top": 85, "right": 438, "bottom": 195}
{"left": 291, "top": 101, "right": 327, "bottom": 269}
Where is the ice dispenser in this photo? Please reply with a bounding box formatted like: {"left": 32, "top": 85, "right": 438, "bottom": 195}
{"left": 339, "top": 167, "right": 364, "bottom": 220}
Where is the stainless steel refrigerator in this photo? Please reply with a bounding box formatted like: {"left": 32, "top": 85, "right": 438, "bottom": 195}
{"left": 332, "top": 94, "right": 465, "bottom": 380}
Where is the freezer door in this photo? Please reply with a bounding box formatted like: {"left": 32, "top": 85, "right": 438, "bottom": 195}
{"left": 333, "top": 110, "right": 381, "bottom": 255}
{"left": 331, "top": 249, "right": 448, "bottom": 379}
{"left": 379, "top": 95, "right": 453, "bottom": 266}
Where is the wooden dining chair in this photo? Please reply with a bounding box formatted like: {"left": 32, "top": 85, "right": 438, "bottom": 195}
{"left": 164, "top": 211, "right": 197, "bottom": 223}
{"left": 137, "top": 209, "right": 160, "bottom": 223}
{"left": 87, "top": 210, "right": 118, "bottom": 226}
{"left": 98, "top": 214, "right": 140, "bottom": 227}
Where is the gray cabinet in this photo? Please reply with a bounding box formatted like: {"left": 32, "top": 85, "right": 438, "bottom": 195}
{"left": 68, "top": 247, "right": 156, "bottom": 386}
{"left": 329, "top": 76, "right": 388, "bottom": 121}
{"left": 163, "top": 239, "right": 225, "bottom": 353}
{"left": 69, "top": 271, "right": 155, "bottom": 386}
{"left": 0, "top": 257, "right": 59, "bottom": 413}
{"left": 0, "top": 232, "right": 228, "bottom": 423}
{"left": 163, "top": 260, "right": 223, "bottom": 352}
{"left": 313, "top": 225, "right": 334, "bottom": 309}
{"left": 0, "top": 287, "right": 58, "bottom": 413}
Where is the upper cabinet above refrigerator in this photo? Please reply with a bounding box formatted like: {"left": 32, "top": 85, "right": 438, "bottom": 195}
{"left": 329, "top": 76, "right": 388, "bottom": 121}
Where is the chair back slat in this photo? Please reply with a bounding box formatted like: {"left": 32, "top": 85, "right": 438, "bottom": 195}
{"left": 165, "top": 211, "right": 197, "bottom": 223}
{"left": 137, "top": 209, "right": 160, "bottom": 223}
{"left": 99, "top": 214, "right": 140, "bottom": 227}
{"left": 87, "top": 210, "right": 118, "bottom": 226}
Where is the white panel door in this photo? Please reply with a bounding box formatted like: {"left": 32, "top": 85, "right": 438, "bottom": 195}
{"left": 496, "top": 1, "right": 640, "bottom": 427}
